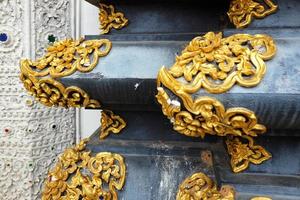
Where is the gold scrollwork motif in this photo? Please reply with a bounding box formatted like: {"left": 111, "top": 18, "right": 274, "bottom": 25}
{"left": 20, "top": 38, "right": 112, "bottom": 78}
{"left": 228, "top": 0, "right": 278, "bottom": 28}
{"left": 176, "top": 172, "right": 235, "bottom": 200}
{"left": 156, "top": 87, "right": 266, "bottom": 139}
{"left": 100, "top": 110, "right": 126, "bottom": 140}
{"left": 99, "top": 3, "right": 129, "bottom": 34}
{"left": 161, "top": 32, "right": 276, "bottom": 94}
{"left": 42, "top": 139, "right": 126, "bottom": 200}
{"left": 156, "top": 32, "right": 273, "bottom": 172}
{"left": 20, "top": 38, "right": 112, "bottom": 108}
{"left": 20, "top": 74, "right": 100, "bottom": 108}
{"left": 225, "top": 135, "right": 272, "bottom": 173}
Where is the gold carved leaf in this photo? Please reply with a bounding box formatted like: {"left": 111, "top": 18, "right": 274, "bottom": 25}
{"left": 228, "top": 0, "right": 278, "bottom": 28}
{"left": 156, "top": 87, "right": 266, "bottom": 139}
{"left": 21, "top": 38, "right": 111, "bottom": 78}
{"left": 99, "top": 3, "right": 129, "bottom": 34}
{"left": 176, "top": 172, "right": 235, "bottom": 200}
{"left": 42, "top": 139, "right": 126, "bottom": 200}
{"left": 20, "top": 38, "right": 111, "bottom": 108}
{"left": 100, "top": 110, "right": 126, "bottom": 140}
{"left": 162, "top": 32, "right": 276, "bottom": 94}
{"left": 225, "top": 135, "right": 272, "bottom": 173}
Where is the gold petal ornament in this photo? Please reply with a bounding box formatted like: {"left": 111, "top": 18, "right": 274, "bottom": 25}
{"left": 156, "top": 32, "right": 276, "bottom": 172}
{"left": 20, "top": 38, "right": 112, "bottom": 108}
{"left": 161, "top": 32, "right": 276, "bottom": 94}
{"left": 225, "top": 135, "right": 272, "bottom": 173}
{"left": 156, "top": 87, "right": 266, "bottom": 139}
{"left": 100, "top": 110, "right": 127, "bottom": 140}
{"left": 99, "top": 3, "right": 129, "bottom": 34}
{"left": 228, "top": 0, "right": 278, "bottom": 28}
{"left": 42, "top": 139, "right": 126, "bottom": 200}
{"left": 176, "top": 172, "right": 236, "bottom": 200}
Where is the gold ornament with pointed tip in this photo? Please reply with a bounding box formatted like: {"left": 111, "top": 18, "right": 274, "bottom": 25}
{"left": 228, "top": 0, "right": 278, "bottom": 28}
{"left": 100, "top": 110, "right": 126, "bottom": 140}
{"left": 225, "top": 135, "right": 272, "bottom": 173}
{"left": 99, "top": 3, "right": 129, "bottom": 34}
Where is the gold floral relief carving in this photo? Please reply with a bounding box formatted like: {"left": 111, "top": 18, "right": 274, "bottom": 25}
{"left": 20, "top": 74, "right": 100, "bottom": 108}
{"left": 20, "top": 38, "right": 112, "bottom": 108}
{"left": 99, "top": 3, "right": 129, "bottom": 34}
{"left": 176, "top": 172, "right": 235, "bottom": 200}
{"left": 161, "top": 32, "right": 276, "bottom": 94}
{"left": 20, "top": 38, "right": 111, "bottom": 78}
{"left": 228, "top": 0, "right": 278, "bottom": 28}
{"left": 156, "top": 32, "right": 274, "bottom": 172}
{"left": 100, "top": 110, "right": 126, "bottom": 140}
{"left": 156, "top": 87, "right": 266, "bottom": 139}
{"left": 42, "top": 139, "right": 126, "bottom": 200}
{"left": 225, "top": 135, "right": 271, "bottom": 173}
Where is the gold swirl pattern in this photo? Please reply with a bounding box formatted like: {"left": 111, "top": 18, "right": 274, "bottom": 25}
{"left": 162, "top": 32, "right": 276, "bottom": 94}
{"left": 228, "top": 0, "right": 278, "bottom": 28}
{"left": 100, "top": 110, "right": 126, "bottom": 140}
{"left": 42, "top": 139, "right": 126, "bottom": 200}
{"left": 20, "top": 74, "right": 100, "bottom": 108}
{"left": 156, "top": 32, "right": 274, "bottom": 172}
{"left": 20, "top": 38, "right": 112, "bottom": 108}
{"left": 156, "top": 87, "right": 266, "bottom": 139}
{"left": 226, "top": 135, "right": 272, "bottom": 173}
{"left": 99, "top": 3, "right": 129, "bottom": 34}
{"left": 176, "top": 172, "right": 235, "bottom": 200}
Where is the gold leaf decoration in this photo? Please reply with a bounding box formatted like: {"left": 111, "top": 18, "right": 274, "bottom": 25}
{"left": 20, "top": 38, "right": 112, "bottom": 108}
{"left": 228, "top": 0, "right": 278, "bottom": 28}
{"left": 225, "top": 135, "right": 272, "bottom": 173}
{"left": 156, "top": 87, "right": 266, "bottom": 139}
{"left": 20, "top": 38, "right": 111, "bottom": 78}
{"left": 100, "top": 110, "right": 126, "bottom": 140}
{"left": 176, "top": 172, "right": 235, "bottom": 200}
{"left": 156, "top": 32, "right": 275, "bottom": 173}
{"left": 42, "top": 139, "right": 126, "bottom": 200}
{"left": 160, "top": 32, "right": 276, "bottom": 94}
{"left": 99, "top": 3, "right": 129, "bottom": 34}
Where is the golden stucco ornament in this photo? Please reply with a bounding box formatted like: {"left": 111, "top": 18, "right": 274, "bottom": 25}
{"left": 160, "top": 32, "right": 276, "bottom": 94}
{"left": 42, "top": 139, "right": 126, "bottom": 200}
{"left": 176, "top": 172, "right": 272, "bottom": 200}
{"left": 225, "top": 135, "right": 272, "bottom": 173}
{"left": 176, "top": 172, "right": 235, "bottom": 200}
{"left": 20, "top": 38, "right": 112, "bottom": 108}
{"left": 156, "top": 32, "right": 276, "bottom": 172}
{"left": 228, "top": 0, "right": 278, "bottom": 28}
{"left": 99, "top": 3, "right": 129, "bottom": 34}
{"left": 156, "top": 87, "right": 266, "bottom": 139}
{"left": 100, "top": 110, "right": 126, "bottom": 140}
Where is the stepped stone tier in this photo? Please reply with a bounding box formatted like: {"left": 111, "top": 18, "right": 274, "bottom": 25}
{"left": 19, "top": 0, "right": 300, "bottom": 199}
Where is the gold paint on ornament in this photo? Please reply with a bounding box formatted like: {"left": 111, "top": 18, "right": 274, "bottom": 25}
{"left": 228, "top": 0, "right": 278, "bottom": 28}
{"left": 156, "top": 32, "right": 275, "bottom": 172}
{"left": 225, "top": 135, "right": 272, "bottom": 173}
{"left": 159, "top": 32, "right": 276, "bottom": 94}
{"left": 176, "top": 172, "right": 235, "bottom": 200}
{"left": 20, "top": 38, "right": 112, "bottom": 108}
{"left": 99, "top": 3, "right": 129, "bottom": 34}
{"left": 42, "top": 139, "right": 126, "bottom": 200}
{"left": 100, "top": 110, "right": 126, "bottom": 140}
{"left": 156, "top": 87, "right": 266, "bottom": 139}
